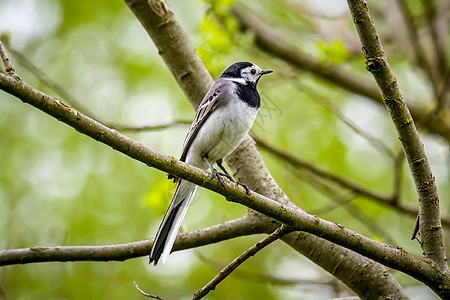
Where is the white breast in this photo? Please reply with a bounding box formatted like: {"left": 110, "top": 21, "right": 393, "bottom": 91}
{"left": 186, "top": 99, "right": 258, "bottom": 169}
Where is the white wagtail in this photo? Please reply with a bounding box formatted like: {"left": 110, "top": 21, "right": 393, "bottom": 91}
{"left": 149, "top": 62, "right": 273, "bottom": 265}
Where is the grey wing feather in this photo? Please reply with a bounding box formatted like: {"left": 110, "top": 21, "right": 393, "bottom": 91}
{"left": 179, "top": 79, "right": 228, "bottom": 162}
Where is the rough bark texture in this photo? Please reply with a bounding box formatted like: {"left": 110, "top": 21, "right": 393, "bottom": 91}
{"left": 347, "top": 0, "right": 448, "bottom": 272}
{"left": 283, "top": 232, "right": 409, "bottom": 300}
{"left": 0, "top": 217, "right": 263, "bottom": 265}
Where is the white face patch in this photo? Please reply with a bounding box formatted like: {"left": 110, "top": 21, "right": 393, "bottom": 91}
{"left": 240, "top": 64, "right": 263, "bottom": 83}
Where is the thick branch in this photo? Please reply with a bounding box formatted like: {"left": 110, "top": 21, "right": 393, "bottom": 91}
{"left": 0, "top": 217, "right": 262, "bottom": 265}
{"left": 346, "top": 0, "right": 447, "bottom": 272}
{"left": 282, "top": 232, "right": 409, "bottom": 299}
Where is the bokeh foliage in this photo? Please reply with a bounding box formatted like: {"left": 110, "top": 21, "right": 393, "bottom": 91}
{"left": 0, "top": 0, "right": 448, "bottom": 299}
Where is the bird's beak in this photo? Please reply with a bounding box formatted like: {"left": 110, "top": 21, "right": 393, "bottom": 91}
{"left": 261, "top": 69, "right": 273, "bottom": 75}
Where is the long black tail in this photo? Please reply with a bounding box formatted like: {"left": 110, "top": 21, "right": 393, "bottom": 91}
{"left": 149, "top": 180, "right": 197, "bottom": 265}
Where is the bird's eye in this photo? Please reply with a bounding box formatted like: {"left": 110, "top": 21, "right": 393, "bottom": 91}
{"left": 250, "top": 69, "right": 256, "bottom": 75}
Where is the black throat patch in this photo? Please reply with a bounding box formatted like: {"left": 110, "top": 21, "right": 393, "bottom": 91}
{"left": 235, "top": 81, "right": 261, "bottom": 109}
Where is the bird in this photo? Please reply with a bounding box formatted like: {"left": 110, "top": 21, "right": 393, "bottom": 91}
{"left": 149, "top": 62, "right": 273, "bottom": 265}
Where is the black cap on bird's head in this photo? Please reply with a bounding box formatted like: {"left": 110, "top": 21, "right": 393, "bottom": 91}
{"left": 220, "top": 62, "right": 273, "bottom": 83}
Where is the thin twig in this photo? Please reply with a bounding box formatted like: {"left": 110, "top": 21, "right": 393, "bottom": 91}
{"left": 192, "top": 225, "right": 292, "bottom": 300}
{"left": 347, "top": 203, "right": 398, "bottom": 246}
{"left": 133, "top": 281, "right": 165, "bottom": 300}
{"left": 420, "top": 0, "right": 447, "bottom": 77}
{"left": 107, "top": 120, "right": 191, "bottom": 131}
{"left": 311, "top": 193, "right": 356, "bottom": 216}
{"left": 0, "top": 37, "right": 92, "bottom": 115}
{"left": 0, "top": 217, "right": 264, "bottom": 266}
{"left": 0, "top": 40, "right": 16, "bottom": 76}
{"left": 195, "top": 251, "right": 341, "bottom": 287}
{"left": 391, "top": 150, "right": 404, "bottom": 205}
{"left": 395, "top": 0, "right": 439, "bottom": 97}
{"left": 304, "top": 173, "right": 398, "bottom": 245}
{"left": 251, "top": 133, "right": 392, "bottom": 202}
{"left": 286, "top": 71, "right": 395, "bottom": 159}
{"left": 0, "top": 38, "right": 192, "bottom": 133}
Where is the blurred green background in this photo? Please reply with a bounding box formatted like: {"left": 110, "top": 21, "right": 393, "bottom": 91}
{"left": 0, "top": 0, "right": 448, "bottom": 299}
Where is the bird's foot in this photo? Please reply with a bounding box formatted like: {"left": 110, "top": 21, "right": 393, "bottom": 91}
{"left": 236, "top": 180, "right": 250, "bottom": 195}
{"left": 211, "top": 168, "right": 226, "bottom": 188}
{"left": 217, "top": 171, "right": 234, "bottom": 181}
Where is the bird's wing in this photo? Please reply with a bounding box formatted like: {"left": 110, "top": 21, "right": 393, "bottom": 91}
{"left": 179, "top": 79, "right": 228, "bottom": 162}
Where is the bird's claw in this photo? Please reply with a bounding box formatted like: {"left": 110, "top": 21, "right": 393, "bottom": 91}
{"left": 211, "top": 169, "right": 226, "bottom": 188}
{"left": 218, "top": 172, "right": 234, "bottom": 181}
{"left": 236, "top": 180, "right": 250, "bottom": 195}
{"left": 210, "top": 169, "right": 250, "bottom": 194}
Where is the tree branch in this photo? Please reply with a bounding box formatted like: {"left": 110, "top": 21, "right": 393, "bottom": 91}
{"left": 346, "top": 0, "right": 447, "bottom": 272}
{"left": 0, "top": 217, "right": 263, "bottom": 266}
{"left": 395, "top": 0, "right": 438, "bottom": 93}
{"left": 0, "top": 40, "right": 16, "bottom": 76}
{"left": 420, "top": 0, "right": 447, "bottom": 78}
{"left": 282, "top": 232, "right": 410, "bottom": 300}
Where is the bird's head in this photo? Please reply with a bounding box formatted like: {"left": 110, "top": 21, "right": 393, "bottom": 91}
{"left": 220, "top": 62, "right": 273, "bottom": 85}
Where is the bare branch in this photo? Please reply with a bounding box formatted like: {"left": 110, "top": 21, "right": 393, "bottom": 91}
{"left": 286, "top": 71, "right": 396, "bottom": 159}
{"left": 195, "top": 251, "right": 341, "bottom": 288}
{"left": 347, "top": 0, "right": 447, "bottom": 271}
{"left": 108, "top": 120, "right": 191, "bottom": 132}
{"left": 133, "top": 281, "right": 165, "bottom": 300}
{"left": 420, "top": 0, "right": 448, "bottom": 77}
{"left": 0, "top": 38, "right": 191, "bottom": 133}
{"left": 192, "top": 225, "right": 291, "bottom": 300}
{"left": 395, "top": 0, "right": 438, "bottom": 93}
{"left": 0, "top": 217, "right": 263, "bottom": 266}
{"left": 0, "top": 40, "right": 16, "bottom": 76}
{"left": 0, "top": 37, "right": 93, "bottom": 115}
